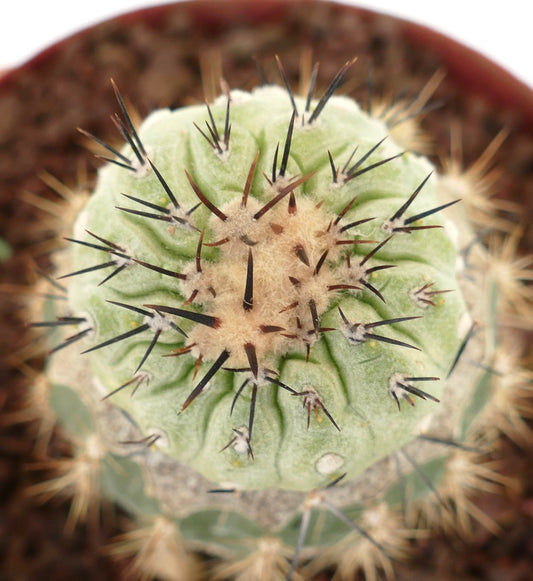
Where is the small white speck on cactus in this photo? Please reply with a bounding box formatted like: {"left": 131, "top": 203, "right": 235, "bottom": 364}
{"left": 33, "top": 58, "right": 532, "bottom": 580}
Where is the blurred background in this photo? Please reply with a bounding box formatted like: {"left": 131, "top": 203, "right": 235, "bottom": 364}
{"left": 1, "top": 0, "right": 531, "bottom": 87}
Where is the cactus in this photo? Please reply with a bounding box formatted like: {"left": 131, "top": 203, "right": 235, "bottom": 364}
{"left": 29, "top": 57, "right": 532, "bottom": 581}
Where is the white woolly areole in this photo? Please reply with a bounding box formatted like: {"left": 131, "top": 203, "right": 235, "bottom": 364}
{"left": 316, "top": 453, "right": 345, "bottom": 475}
{"left": 73, "top": 209, "right": 89, "bottom": 240}
{"left": 148, "top": 427, "right": 170, "bottom": 449}
{"left": 443, "top": 217, "right": 460, "bottom": 247}
{"left": 458, "top": 311, "right": 474, "bottom": 338}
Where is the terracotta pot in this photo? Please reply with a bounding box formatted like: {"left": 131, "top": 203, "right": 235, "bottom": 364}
{"left": 1, "top": 1, "right": 531, "bottom": 579}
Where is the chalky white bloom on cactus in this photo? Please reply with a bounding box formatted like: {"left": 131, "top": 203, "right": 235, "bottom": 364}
{"left": 35, "top": 60, "right": 530, "bottom": 581}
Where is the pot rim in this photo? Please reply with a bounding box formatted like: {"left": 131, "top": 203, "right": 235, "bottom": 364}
{"left": 0, "top": 0, "right": 533, "bottom": 131}
{"left": 1, "top": 0, "right": 532, "bottom": 128}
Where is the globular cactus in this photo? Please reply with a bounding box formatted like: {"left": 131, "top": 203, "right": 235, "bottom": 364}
{"left": 30, "top": 56, "right": 532, "bottom": 581}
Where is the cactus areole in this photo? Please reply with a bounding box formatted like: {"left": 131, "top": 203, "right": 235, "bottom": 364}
{"left": 43, "top": 59, "right": 506, "bottom": 573}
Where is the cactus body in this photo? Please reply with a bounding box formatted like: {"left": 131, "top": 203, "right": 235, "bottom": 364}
{"left": 35, "top": 64, "right": 531, "bottom": 580}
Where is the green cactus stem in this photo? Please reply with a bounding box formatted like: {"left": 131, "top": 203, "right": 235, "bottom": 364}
{"left": 30, "top": 58, "right": 532, "bottom": 581}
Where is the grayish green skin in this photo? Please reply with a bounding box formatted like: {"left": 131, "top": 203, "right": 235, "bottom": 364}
{"left": 68, "top": 87, "right": 465, "bottom": 492}
{"left": 45, "top": 84, "right": 499, "bottom": 559}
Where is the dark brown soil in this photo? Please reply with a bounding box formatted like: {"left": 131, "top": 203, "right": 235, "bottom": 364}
{"left": 0, "top": 1, "right": 531, "bottom": 580}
